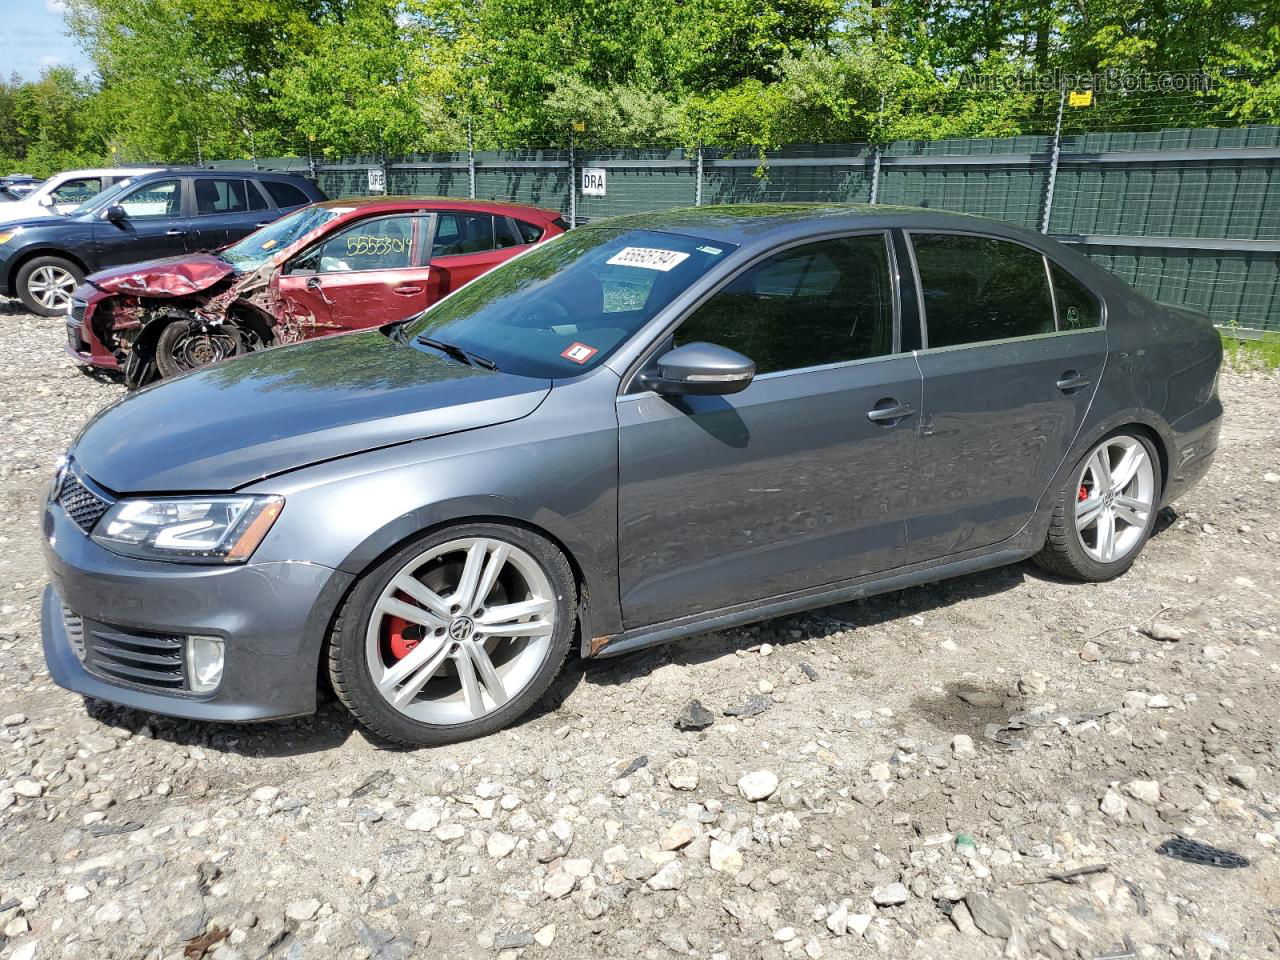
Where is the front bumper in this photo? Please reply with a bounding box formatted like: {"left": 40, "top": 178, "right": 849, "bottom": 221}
{"left": 41, "top": 490, "right": 353, "bottom": 722}
{"left": 64, "top": 285, "right": 120, "bottom": 369}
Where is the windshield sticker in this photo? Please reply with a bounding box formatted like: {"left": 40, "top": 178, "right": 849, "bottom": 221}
{"left": 560, "top": 342, "right": 598, "bottom": 365}
{"left": 606, "top": 247, "right": 691, "bottom": 271}
{"left": 696, "top": 245, "right": 723, "bottom": 255}
{"left": 260, "top": 239, "right": 278, "bottom": 250}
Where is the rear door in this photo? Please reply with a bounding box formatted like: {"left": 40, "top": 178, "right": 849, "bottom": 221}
{"left": 275, "top": 212, "right": 430, "bottom": 338}
{"left": 617, "top": 232, "right": 921, "bottom": 627}
{"left": 92, "top": 177, "right": 191, "bottom": 267}
{"left": 427, "top": 212, "right": 524, "bottom": 297}
{"left": 902, "top": 230, "right": 1107, "bottom": 563}
{"left": 189, "top": 177, "right": 274, "bottom": 250}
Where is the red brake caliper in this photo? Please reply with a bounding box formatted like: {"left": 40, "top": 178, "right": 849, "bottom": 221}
{"left": 1078, "top": 484, "right": 1089, "bottom": 502}
{"left": 386, "top": 616, "right": 419, "bottom": 660}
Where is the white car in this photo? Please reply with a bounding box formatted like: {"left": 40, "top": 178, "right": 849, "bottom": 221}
{"left": 0, "top": 168, "right": 164, "bottom": 224}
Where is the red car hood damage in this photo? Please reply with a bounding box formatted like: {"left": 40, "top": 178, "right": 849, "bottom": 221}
{"left": 88, "top": 254, "right": 236, "bottom": 298}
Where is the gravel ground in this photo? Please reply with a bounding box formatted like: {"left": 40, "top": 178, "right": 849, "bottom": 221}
{"left": 1, "top": 302, "right": 1277, "bottom": 960}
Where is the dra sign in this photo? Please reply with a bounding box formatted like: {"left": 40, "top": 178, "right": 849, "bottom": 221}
{"left": 368, "top": 167, "right": 386, "bottom": 194}
{"left": 581, "top": 168, "right": 607, "bottom": 197}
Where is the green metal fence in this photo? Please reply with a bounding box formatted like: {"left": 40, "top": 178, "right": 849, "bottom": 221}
{"left": 251, "top": 125, "right": 1280, "bottom": 332}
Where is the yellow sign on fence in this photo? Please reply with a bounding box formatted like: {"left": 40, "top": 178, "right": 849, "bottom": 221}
{"left": 1068, "top": 90, "right": 1094, "bottom": 108}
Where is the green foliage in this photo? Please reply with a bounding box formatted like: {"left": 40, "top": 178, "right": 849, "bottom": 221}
{"left": 1222, "top": 331, "right": 1280, "bottom": 370}
{"left": 0, "top": 0, "right": 1272, "bottom": 170}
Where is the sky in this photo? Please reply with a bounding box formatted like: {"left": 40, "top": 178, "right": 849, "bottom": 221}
{"left": 0, "top": 0, "right": 94, "bottom": 82}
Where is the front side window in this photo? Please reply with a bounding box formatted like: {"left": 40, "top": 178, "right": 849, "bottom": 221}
{"left": 50, "top": 177, "right": 102, "bottom": 205}
{"left": 674, "top": 234, "right": 895, "bottom": 375}
{"left": 911, "top": 233, "right": 1055, "bottom": 348}
{"left": 432, "top": 213, "right": 495, "bottom": 257}
{"left": 406, "top": 228, "right": 736, "bottom": 378}
{"left": 1050, "top": 263, "right": 1102, "bottom": 330}
{"left": 119, "top": 179, "right": 181, "bottom": 218}
{"left": 292, "top": 215, "right": 416, "bottom": 274}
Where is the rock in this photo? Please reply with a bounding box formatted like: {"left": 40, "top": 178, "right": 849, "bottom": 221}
{"left": 486, "top": 832, "right": 517, "bottom": 859}
{"left": 825, "top": 902, "right": 848, "bottom": 936}
{"left": 563, "top": 858, "right": 592, "bottom": 878}
{"left": 949, "top": 900, "right": 979, "bottom": 936}
{"left": 65, "top": 885, "right": 90, "bottom": 903}
{"left": 646, "top": 860, "right": 685, "bottom": 891}
{"left": 1264, "top": 472, "right": 1280, "bottom": 484}
{"left": 285, "top": 898, "right": 321, "bottom": 922}
{"left": 957, "top": 689, "right": 1002, "bottom": 708}
{"left": 872, "top": 882, "right": 908, "bottom": 906}
{"left": 737, "top": 770, "right": 779, "bottom": 802}
{"left": 1148, "top": 694, "right": 1172, "bottom": 709}
{"left": 675, "top": 699, "right": 714, "bottom": 731}
{"left": 1, "top": 712, "right": 26, "bottom": 726}
{"left": 708, "top": 839, "right": 743, "bottom": 874}
{"left": 1227, "top": 765, "right": 1257, "bottom": 790}
{"left": 495, "top": 930, "right": 534, "bottom": 950}
{"left": 963, "top": 892, "right": 1012, "bottom": 939}
{"left": 1100, "top": 788, "right": 1128, "bottom": 822}
{"left": 543, "top": 872, "right": 576, "bottom": 899}
{"left": 435, "top": 823, "right": 465, "bottom": 842}
{"left": 251, "top": 786, "right": 280, "bottom": 804}
{"left": 611, "top": 777, "right": 632, "bottom": 798}
{"left": 1124, "top": 780, "right": 1161, "bottom": 804}
{"left": 846, "top": 914, "right": 873, "bottom": 938}
{"left": 798, "top": 662, "right": 819, "bottom": 681}
{"left": 660, "top": 820, "right": 698, "bottom": 851}
{"left": 534, "top": 924, "right": 556, "bottom": 947}
{"left": 1143, "top": 622, "right": 1184, "bottom": 642}
{"left": 665, "top": 758, "right": 700, "bottom": 791}
{"left": 94, "top": 902, "right": 125, "bottom": 924}
{"left": 1017, "top": 673, "right": 1047, "bottom": 696}
{"left": 623, "top": 857, "right": 659, "bottom": 882}
{"left": 951, "top": 735, "right": 976, "bottom": 759}
{"left": 868, "top": 762, "right": 892, "bottom": 782}
{"left": 11, "top": 942, "right": 39, "bottom": 960}
{"left": 773, "top": 926, "right": 796, "bottom": 942}
{"left": 723, "top": 695, "right": 771, "bottom": 718}
{"left": 13, "top": 779, "right": 42, "bottom": 799}
{"left": 1079, "top": 641, "right": 1104, "bottom": 662}
{"left": 404, "top": 807, "right": 441, "bottom": 832}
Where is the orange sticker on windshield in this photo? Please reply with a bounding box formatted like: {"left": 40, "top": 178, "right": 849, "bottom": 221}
{"left": 561, "top": 342, "right": 598, "bottom": 365}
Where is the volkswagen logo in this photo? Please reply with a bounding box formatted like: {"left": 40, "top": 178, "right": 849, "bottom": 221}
{"left": 448, "top": 616, "right": 476, "bottom": 642}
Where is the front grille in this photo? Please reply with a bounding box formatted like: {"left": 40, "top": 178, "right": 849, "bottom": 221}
{"left": 84, "top": 622, "right": 188, "bottom": 690}
{"left": 59, "top": 473, "right": 110, "bottom": 532}
{"left": 62, "top": 605, "right": 87, "bottom": 662}
{"left": 69, "top": 298, "right": 86, "bottom": 326}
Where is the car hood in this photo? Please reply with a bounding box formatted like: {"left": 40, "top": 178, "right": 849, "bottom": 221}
{"left": 87, "top": 253, "right": 236, "bottom": 297}
{"left": 71, "top": 331, "right": 553, "bottom": 493}
{"left": 0, "top": 201, "right": 57, "bottom": 225}
{"left": 0, "top": 213, "right": 75, "bottom": 232}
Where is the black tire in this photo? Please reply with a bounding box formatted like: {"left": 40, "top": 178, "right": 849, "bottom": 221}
{"left": 1033, "top": 430, "right": 1162, "bottom": 582}
{"left": 329, "top": 522, "right": 576, "bottom": 747}
{"left": 154, "top": 316, "right": 242, "bottom": 379}
{"left": 16, "top": 255, "right": 83, "bottom": 316}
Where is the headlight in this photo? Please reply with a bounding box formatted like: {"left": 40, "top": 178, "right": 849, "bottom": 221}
{"left": 91, "top": 495, "right": 283, "bottom": 563}
{"left": 0, "top": 231, "right": 16, "bottom": 245}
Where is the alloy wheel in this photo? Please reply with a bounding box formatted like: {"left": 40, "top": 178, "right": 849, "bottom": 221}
{"left": 364, "top": 536, "right": 557, "bottom": 725}
{"left": 1074, "top": 435, "right": 1156, "bottom": 564}
{"left": 28, "top": 264, "right": 76, "bottom": 312}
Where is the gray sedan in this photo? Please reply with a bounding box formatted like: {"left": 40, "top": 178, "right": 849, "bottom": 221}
{"left": 41, "top": 205, "right": 1223, "bottom": 745}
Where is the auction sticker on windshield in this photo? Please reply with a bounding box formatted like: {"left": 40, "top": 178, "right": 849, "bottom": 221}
{"left": 606, "top": 247, "right": 691, "bottom": 271}
{"left": 560, "top": 342, "right": 599, "bottom": 364}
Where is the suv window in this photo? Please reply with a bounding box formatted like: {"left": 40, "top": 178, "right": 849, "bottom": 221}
{"left": 119, "top": 179, "right": 181, "bottom": 218}
{"left": 263, "top": 180, "right": 309, "bottom": 209}
{"left": 291, "top": 215, "right": 416, "bottom": 274}
{"left": 195, "top": 178, "right": 254, "bottom": 215}
{"left": 911, "top": 233, "right": 1055, "bottom": 347}
{"left": 50, "top": 177, "right": 102, "bottom": 204}
{"left": 432, "top": 213, "right": 495, "bottom": 257}
{"left": 674, "top": 234, "right": 895, "bottom": 375}
{"left": 1050, "top": 263, "right": 1102, "bottom": 330}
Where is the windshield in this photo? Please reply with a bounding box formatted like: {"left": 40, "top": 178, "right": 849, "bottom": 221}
{"left": 220, "top": 205, "right": 339, "bottom": 270}
{"left": 405, "top": 228, "right": 736, "bottom": 378}
{"left": 69, "top": 178, "right": 134, "bottom": 217}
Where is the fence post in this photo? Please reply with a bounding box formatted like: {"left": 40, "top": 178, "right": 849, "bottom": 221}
{"left": 568, "top": 133, "right": 577, "bottom": 229}
{"left": 1040, "top": 85, "right": 1066, "bottom": 234}
{"left": 868, "top": 144, "right": 881, "bottom": 204}
{"left": 695, "top": 144, "right": 704, "bottom": 206}
{"left": 467, "top": 119, "right": 476, "bottom": 199}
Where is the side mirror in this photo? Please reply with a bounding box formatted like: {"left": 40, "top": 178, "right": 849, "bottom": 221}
{"left": 104, "top": 204, "right": 127, "bottom": 222}
{"left": 642, "top": 341, "right": 755, "bottom": 396}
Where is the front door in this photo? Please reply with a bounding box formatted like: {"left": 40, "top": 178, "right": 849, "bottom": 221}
{"left": 903, "top": 231, "right": 1107, "bottom": 562}
{"left": 93, "top": 178, "right": 190, "bottom": 267}
{"left": 617, "top": 232, "right": 921, "bottom": 628}
{"left": 276, "top": 213, "right": 433, "bottom": 339}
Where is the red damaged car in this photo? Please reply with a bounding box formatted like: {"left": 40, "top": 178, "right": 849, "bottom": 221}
{"left": 67, "top": 197, "right": 567, "bottom": 386}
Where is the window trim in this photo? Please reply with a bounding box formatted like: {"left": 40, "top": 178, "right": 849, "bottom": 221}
{"left": 619, "top": 229, "right": 903, "bottom": 397}
{"left": 904, "top": 228, "right": 1106, "bottom": 353}
{"left": 284, "top": 213, "right": 423, "bottom": 277}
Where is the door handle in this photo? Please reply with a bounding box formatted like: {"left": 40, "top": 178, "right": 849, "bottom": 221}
{"left": 1056, "top": 371, "right": 1091, "bottom": 393}
{"left": 866, "top": 398, "right": 915, "bottom": 424}
{"left": 255, "top": 221, "right": 273, "bottom": 227}
{"left": 306, "top": 276, "right": 322, "bottom": 290}
{"left": 393, "top": 284, "right": 424, "bottom": 295}
{"left": 165, "top": 229, "right": 186, "bottom": 236}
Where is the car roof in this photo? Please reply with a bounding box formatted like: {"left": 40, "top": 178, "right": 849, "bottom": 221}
{"left": 313, "top": 195, "right": 563, "bottom": 222}
{"left": 46, "top": 167, "right": 166, "bottom": 178}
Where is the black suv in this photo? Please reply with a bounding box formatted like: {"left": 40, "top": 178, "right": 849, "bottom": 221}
{"left": 0, "top": 169, "right": 327, "bottom": 315}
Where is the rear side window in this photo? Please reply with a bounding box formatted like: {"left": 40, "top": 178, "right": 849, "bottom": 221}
{"left": 1050, "top": 263, "right": 1102, "bottom": 330}
{"left": 432, "top": 213, "right": 495, "bottom": 257}
{"left": 911, "top": 234, "right": 1054, "bottom": 348}
{"left": 263, "top": 180, "right": 309, "bottom": 208}
{"left": 494, "top": 217, "right": 522, "bottom": 249}
{"left": 675, "top": 234, "right": 895, "bottom": 374}
{"left": 515, "top": 220, "right": 544, "bottom": 244}
{"left": 195, "top": 178, "right": 252, "bottom": 215}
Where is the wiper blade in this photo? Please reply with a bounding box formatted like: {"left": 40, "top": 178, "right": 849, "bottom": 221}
{"left": 415, "top": 335, "right": 498, "bottom": 371}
